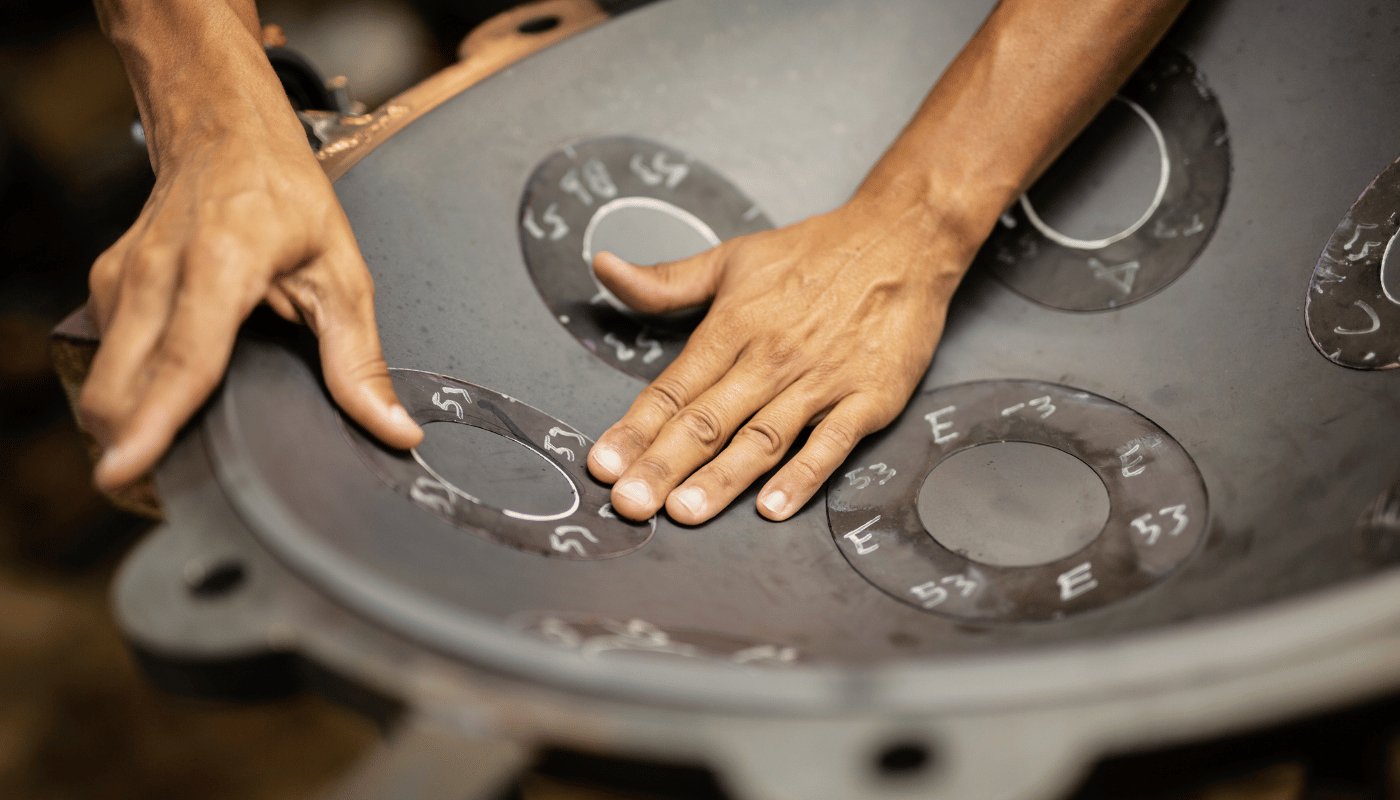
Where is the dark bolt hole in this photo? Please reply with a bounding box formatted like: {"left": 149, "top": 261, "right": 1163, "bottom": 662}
{"left": 518, "top": 15, "right": 562, "bottom": 35}
{"left": 188, "top": 559, "right": 247, "bottom": 599}
{"left": 875, "top": 740, "right": 935, "bottom": 778}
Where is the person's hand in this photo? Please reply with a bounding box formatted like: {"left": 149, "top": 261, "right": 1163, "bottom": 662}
{"left": 82, "top": 114, "right": 422, "bottom": 491}
{"left": 585, "top": 196, "right": 978, "bottom": 524}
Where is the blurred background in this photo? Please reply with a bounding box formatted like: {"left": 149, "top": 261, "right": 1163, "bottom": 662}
{"left": 0, "top": 2, "right": 490, "bottom": 797}
{"left": 0, "top": 1, "right": 1397, "bottom": 798}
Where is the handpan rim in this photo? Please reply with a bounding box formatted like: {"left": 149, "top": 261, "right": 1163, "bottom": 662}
{"left": 192, "top": 348, "right": 1400, "bottom": 716}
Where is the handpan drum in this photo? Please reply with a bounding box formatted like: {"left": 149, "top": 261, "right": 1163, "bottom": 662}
{"left": 115, "top": 1, "right": 1400, "bottom": 798}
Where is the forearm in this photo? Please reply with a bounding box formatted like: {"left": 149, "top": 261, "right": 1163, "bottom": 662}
{"left": 859, "top": 0, "right": 1189, "bottom": 262}
{"left": 94, "top": 0, "right": 303, "bottom": 174}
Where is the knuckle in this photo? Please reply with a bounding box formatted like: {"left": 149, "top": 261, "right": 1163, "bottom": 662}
{"left": 650, "top": 261, "right": 683, "bottom": 289}
{"left": 159, "top": 338, "right": 192, "bottom": 372}
{"left": 685, "top": 316, "right": 731, "bottom": 356}
{"left": 737, "top": 418, "right": 786, "bottom": 459}
{"left": 630, "top": 455, "right": 673, "bottom": 483}
{"left": 186, "top": 230, "right": 246, "bottom": 270}
{"left": 819, "top": 415, "right": 862, "bottom": 453}
{"left": 866, "top": 400, "right": 902, "bottom": 431}
{"left": 804, "top": 358, "right": 843, "bottom": 383}
{"left": 786, "top": 454, "right": 825, "bottom": 487}
{"left": 345, "top": 352, "right": 390, "bottom": 383}
{"left": 124, "top": 248, "right": 168, "bottom": 284}
{"left": 698, "top": 458, "right": 741, "bottom": 490}
{"left": 849, "top": 392, "right": 900, "bottom": 430}
{"left": 757, "top": 334, "right": 801, "bottom": 368}
{"left": 88, "top": 253, "right": 121, "bottom": 298}
{"left": 607, "top": 421, "right": 650, "bottom": 453}
{"left": 673, "top": 404, "right": 724, "bottom": 448}
{"left": 641, "top": 377, "right": 689, "bottom": 417}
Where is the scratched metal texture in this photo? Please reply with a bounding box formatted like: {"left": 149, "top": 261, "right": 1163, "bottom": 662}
{"left": 187, "top": 0, "right": 1400, "bottom": 671}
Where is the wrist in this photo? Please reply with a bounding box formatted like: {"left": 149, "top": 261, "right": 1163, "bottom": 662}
{"left": 845, "top": 168, "right": 1006, "bottom": 270}
{"left": 103, "top": 3, "right": 303, "bottom": 173}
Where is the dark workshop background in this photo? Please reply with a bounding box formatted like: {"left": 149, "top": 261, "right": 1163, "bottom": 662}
{"left": 0, "top": 2, "right": 483, "bottom": 798}
{"left": 0, "top": 1, "right": 1396, "bottom": 798}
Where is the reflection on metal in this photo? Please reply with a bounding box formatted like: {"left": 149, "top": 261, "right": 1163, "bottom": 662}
{"left": 1307, "top": 156, "right": 1400, "bottom": 369}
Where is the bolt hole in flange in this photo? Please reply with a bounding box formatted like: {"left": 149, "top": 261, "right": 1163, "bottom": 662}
{"left": 874, "top": 739, "right": 936, "bottom": 778}
{"left": 517, "top": 15, "right": 561, "bottom": 34}
{"left": 185, "top": 558, "right": 248, "bottom": 599}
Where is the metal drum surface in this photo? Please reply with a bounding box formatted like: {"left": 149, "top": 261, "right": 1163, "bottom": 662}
{"left": 115, "top": 1, "right": 1400, "bottom": 798}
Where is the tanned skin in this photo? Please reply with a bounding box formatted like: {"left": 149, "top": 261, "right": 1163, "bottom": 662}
{"left": 587, "top": 0, "right": 1189, "bottom": 523}
{"left": 89, "top": 0, "right": 1186, "bottom": 526}
{"left": 87, "top": 0, "right": 422, "bottom": 491}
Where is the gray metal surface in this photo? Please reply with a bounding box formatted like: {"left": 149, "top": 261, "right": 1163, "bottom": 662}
{"left": 829, "top": 381, "right": 1208, "bottom": 622}
{"left": 519, "top": 135, "right": 772, "bottom": 379}
{"left": 199, "top": 0, "right": 1400, "bottom": 657}
{"left": 345, "top": 368, "right": 655, "bottom": 559}
{"left": 1307, "top": 155, "right": 1400, "bottom": 369}
{"left": 117, "top": 0, "right": 1400, "bottom": 797}
{"left": 985, "top": 48, "right": 1230, "bottom": 311}
{"left": 915, "top": 442, "right": 1110, "bottom": 569}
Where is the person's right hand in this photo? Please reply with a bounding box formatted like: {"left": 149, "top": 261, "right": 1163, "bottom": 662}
{"left": 82, "top": 112, "right": 422, "bottom": 491}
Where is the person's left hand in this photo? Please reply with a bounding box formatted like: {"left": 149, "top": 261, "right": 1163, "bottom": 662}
{"left": 585, "top": 195, "right": 978, "bottom": 524}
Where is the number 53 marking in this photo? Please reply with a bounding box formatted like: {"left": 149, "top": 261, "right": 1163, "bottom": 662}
{"left": 844, "top": 463, "right": 896, "bottom": 490}
{"left": 1131, "top": 504, "right": 1189, "bottom": 546}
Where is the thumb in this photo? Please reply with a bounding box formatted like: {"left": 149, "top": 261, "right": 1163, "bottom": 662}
{"left": 593, "top": 248, "right": 723, "bottom": 315}
{"left": 287, "top": 256, "right": 424, "bottom": 450}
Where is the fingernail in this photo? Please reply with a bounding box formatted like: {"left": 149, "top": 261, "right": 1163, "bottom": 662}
{"left": 672, "top": 486, "right": 706, "bottom": 517}
{"left": 761, "top": 490, "right": 788, "bottom": 517}
{"left": 591, "top": 445, "right": 623, "bottom": 477}
{"left": 616, "top": 479, "right": 652, "bottom": 508}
